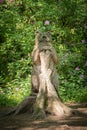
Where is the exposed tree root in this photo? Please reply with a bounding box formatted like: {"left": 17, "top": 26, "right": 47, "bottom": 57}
{"left": 32, "top": 108, "right": 46, "bottom": 119}
{"left": 2, "top": 93, "right": 79, "bottom": 119}
{"left": 2, "top": 93, "right": 36, "bottom": 117}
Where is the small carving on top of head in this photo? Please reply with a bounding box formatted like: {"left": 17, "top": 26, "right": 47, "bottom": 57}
{"left": 35, "top": 31, "right": 52, "bottom": 45}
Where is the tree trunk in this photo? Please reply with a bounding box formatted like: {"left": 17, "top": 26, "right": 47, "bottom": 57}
{"left": 34, "top": 50, "right": 73, "bottom": 118}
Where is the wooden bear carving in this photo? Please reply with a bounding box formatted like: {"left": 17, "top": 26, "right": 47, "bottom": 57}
{"left": 31, "top": 31, "right": 59, "bottom": 93}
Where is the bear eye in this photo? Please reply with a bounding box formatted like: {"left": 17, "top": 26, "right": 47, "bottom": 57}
{"left": 35, "top": 31, "right": 41, "bottom": 35}
{"left": 47, "top": 31, "right": 52, "bottom": 36}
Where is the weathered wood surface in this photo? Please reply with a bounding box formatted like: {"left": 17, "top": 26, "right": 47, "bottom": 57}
{"left": 35, "top": 49, "right": 72, "bottom": 117}
{"left": 31, "top": 31, "right": 59, "bottom": 94}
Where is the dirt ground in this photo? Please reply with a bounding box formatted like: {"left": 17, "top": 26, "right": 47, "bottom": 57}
{"left": 0, "top": 103, "right": 87, "bottom": 130}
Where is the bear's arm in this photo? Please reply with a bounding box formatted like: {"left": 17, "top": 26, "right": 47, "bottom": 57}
{"left": 51, "top": 47, "right": 58, "bottom": 64}
{"left": 32, "top": 48, "right": 40, "bottom": 64}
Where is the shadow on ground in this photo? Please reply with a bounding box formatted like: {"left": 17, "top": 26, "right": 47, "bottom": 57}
{"left": 0, "top": 103, "right": 87, "bottom": 130}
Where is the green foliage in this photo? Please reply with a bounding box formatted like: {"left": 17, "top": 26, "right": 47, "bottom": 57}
{"left": 0, "top": 76, "right": 31, "bottom": 106}
{"left": 0, "top": 0, "right": 87, "bottom": 105}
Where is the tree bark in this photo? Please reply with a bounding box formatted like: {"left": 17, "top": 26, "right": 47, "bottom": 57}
{"left": 34, "top": 50, "right": 73, "bottom": 118}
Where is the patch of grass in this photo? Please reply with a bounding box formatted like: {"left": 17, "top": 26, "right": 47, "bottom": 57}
{"left": 0, "top": 76, "right": 31, "bottom": 106}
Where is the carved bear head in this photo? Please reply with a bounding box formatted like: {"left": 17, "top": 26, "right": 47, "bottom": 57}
{"left": 35, "top": 31, "right": 52, "bottom": 44}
